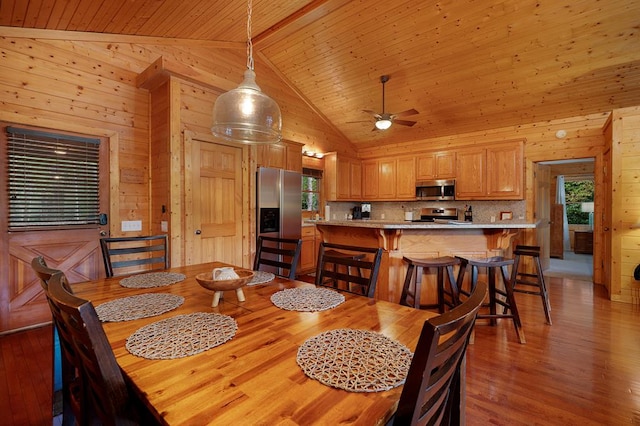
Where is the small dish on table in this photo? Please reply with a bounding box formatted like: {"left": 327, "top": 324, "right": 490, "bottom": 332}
{"left": 195, "top": 269, "right": 255, "bottom": 307}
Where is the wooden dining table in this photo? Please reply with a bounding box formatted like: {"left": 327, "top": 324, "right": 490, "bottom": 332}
{"left": 71, "top": 262, "right": 437, "bottom": 425}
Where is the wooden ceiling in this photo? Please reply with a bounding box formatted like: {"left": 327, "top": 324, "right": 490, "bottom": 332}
{"left": 2, "top": 0, "right": 639, "bottom": 148}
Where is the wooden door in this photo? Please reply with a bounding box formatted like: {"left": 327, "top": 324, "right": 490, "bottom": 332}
{"left": 535, "top": 163, "right": 554, "bottom": 266}
{"left": 550, "top": 204, "right": 565, "bottom": 259}
{"left": 187, "top": 140, "right": 244, "bottom": 266}
{"left": 0, "top": 124, "right": 109, "bottom": 332}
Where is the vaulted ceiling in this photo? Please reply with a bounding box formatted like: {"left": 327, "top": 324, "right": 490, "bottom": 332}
{"left": 2, "top": 0, "right": 639, "bottom": 148}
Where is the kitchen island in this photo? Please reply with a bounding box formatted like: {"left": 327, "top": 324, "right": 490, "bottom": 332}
{"left": 312, "top": 220, "right": 537, "bottom": 304}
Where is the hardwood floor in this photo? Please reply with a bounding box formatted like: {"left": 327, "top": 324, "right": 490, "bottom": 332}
{"left": 1, "top": 276, "right": 639, "bottom": 425}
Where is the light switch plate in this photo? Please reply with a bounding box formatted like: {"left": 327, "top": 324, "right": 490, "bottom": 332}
{"left": 161, "top": 221, "right": 168, "bottom": 232}
{"left": 121, "top": 220, "right": 142, "bottom": 232}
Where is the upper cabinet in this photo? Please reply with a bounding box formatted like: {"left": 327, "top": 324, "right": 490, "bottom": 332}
{"left": 455, "top": 141, "right": 524, "bottom": 200}
{"left": 256, "top": 141, "right": 302, "bottom": 172}
{"left": 325, "top": 153, "right": 362, "bottom": 201}
{"left": 416, "top": 151, "right": 456, "bottom": 180}
{"left": 361, "top": 157, "right": 415, "bottom": 200}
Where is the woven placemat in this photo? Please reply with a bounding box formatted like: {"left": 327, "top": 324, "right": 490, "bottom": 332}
{"left": 247, "top": 271, "right": 276, "bottom": 286}
{"left": 271, "top": 287, "right": 345, "bottom": 312}
{"left": 297, "top": 328, "right": 413, "bottom": 392}
{"left": 125, "top": 312, "right": 237, "bottom": 360}
{"left": 95, "top": 293, "right": 184, "bottom": 322}
{"left": 119, "top": 272, "right": 186, "bottom": 289}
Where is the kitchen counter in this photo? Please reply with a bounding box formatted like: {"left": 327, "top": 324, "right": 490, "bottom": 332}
{"left": 305, "top": 219, "right": 537, "bottom": 230}
{"left": 313, "top": 220, "right": 538, "bottom": 304}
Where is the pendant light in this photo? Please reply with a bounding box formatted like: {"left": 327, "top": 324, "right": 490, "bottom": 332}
{"left": 211, "top": 0, "right": 282, "bottom": 144}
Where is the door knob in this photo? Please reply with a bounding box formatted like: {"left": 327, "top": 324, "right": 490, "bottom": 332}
{"left": 100, "top": 230, "right": 107, "bottom": 236}
{"left": 195, "top": 229, "right": 202, "bottom": 235}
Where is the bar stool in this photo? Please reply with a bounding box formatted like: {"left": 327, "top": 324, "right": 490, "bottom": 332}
{"left": 400, "top": 256, "right": 461, "bottom": 313}
{"left": 457, "top": 256, "right": 526, "bottom": 344}
{"left": 511, "top": 245, "right": 552, "bottom": 325}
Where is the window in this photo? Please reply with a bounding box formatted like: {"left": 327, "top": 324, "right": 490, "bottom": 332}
{"left": 6, "top": 126, "right": 101, "bottom": 230}
{"left": 565, "top": 179, "right": 594, "bottom": 225}
{"left": 302, "top": 168, "right": 322, "bottom": 212}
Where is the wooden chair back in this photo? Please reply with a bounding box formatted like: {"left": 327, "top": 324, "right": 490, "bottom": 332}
{"left": 100, "top": 235, "right": 169, "bottom": 277}
{"left": 315, "top": 242, "right": 384, "bottom": 298}
{"left": 392, "top": 281, "right": 488, "bottom": 425}
{"left": 253, "top": 235, "right": 302, "bottom": 280}
{"left": 46, "top": 272, "right": 150, "bottom": 425}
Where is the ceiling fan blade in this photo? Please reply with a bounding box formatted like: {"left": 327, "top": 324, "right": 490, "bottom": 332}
{"left": 362, "top": 109, "right": 377, "bottom": 115}
{"left": 392, "top": 108, "right": 419, "bottom": 117}
{"left": 394, "top": 119, "right": 417, "bottom": 127}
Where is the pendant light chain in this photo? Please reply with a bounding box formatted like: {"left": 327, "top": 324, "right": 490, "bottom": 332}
{"left": 246, "top": 0, "right": 254, "bottom": 71}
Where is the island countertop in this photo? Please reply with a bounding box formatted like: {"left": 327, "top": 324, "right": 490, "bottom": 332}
{"left": 305, "top": 219, "right": 537, "bottom": 230}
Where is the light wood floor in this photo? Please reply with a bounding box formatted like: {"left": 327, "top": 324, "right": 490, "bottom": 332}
{"left": 1, "top": 276, "right": 639, "bottom": 425}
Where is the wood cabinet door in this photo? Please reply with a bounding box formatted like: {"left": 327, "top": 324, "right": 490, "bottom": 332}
{"left": 299, "top": 226, "right": 316, "bottom": 273}
{"left": 362, "top": 160, "right": 379, "bottom": 199}
{"left": 336, "top": 156, "right": 352, "bottom": 199}
{"left": 350, "top": 161, "right": 362, "bottom": 200}
{"left": 455, "top": 147, "right": 486, "bottom": 199}
{"left": 378, "top": 159, "right": 396, "bottom": 199}
{"left": 256, "top": 144, "right": 286, "bottom": 169}
{"left": 416, "top": 152, "right": 456, "bottom": 180}
{"left": 486, "top": 143, "right": 523, "bottom": 199}
{"left": 396, "top": 157, "right": 416, "bottom": 199}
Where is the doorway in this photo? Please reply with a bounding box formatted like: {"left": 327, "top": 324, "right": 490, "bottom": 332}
{"left": 536, "top": 158, "right": 595, "bottom": 281}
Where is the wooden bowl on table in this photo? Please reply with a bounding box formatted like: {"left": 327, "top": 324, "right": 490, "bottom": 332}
{"left": 195, "top": 269, "right": 255, "bottom": 307}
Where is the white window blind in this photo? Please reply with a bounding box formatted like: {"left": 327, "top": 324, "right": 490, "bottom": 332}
{"left": 6, "top": 126, "right": 101, "bottom": 229}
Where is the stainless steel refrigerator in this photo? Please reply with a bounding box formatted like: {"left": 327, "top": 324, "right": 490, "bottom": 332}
{"left": 256, "top": 167, "right": 302, "bottom": 274}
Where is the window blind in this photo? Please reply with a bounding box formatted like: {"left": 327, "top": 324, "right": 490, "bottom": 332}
{"left": 6, "top": 126, "right": 101, "bottom": 229}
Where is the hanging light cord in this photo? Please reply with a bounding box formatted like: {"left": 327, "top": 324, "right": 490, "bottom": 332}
{"left": 246, "top": 0, "right": 254, "bottom": 71}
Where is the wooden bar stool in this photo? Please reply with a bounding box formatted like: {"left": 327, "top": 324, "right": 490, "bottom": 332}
{"left": 457, "top": 256, "right": 526, "bottom": 344}
{"left": 511, "top": 245, "right": 552, "bottom": 325}
{"left": 400, "top": 256, "right": 461, "bottom": 313}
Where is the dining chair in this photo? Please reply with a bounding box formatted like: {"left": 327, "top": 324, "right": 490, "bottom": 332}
{"left": 391, "top": 281, "right": 487, "bottom": 426}
{"left": 100, "top": 234, "right": 169, "bottom": 277}
{"left": 253, "top": 235, "right": 303, "bottom": 280}
{"left": 45, "top": 272, "right": 158, "bottom": 425}
{"left": 31, "top": 257, "right": 78, "bottom": 426}
{"left": 314, "top": 242, "right": 384, "bottom": 298}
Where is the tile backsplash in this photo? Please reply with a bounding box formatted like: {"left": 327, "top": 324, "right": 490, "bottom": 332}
{"left": 328, "top": 200, "right": 527, "bottom": 223}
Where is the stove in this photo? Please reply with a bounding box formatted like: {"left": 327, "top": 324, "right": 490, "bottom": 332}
{"left": 412, "top": 207, "right": 459, "bottom": 222}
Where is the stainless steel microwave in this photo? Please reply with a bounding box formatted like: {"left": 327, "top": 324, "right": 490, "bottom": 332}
{"left": 415, "top": 179, "right": 456, "bottom": 201}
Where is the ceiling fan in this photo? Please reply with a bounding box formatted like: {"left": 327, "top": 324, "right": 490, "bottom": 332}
{"left": 363, "top": 75, "right": 418, "bottom": 130}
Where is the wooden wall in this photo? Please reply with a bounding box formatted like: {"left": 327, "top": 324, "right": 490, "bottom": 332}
{"left": 607, "top": 106, "right": 640, "bottom": 303}
{"left": 0, "top": 29, "right": 353, "bottom": 241}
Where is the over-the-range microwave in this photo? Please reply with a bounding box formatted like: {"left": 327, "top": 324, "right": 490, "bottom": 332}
{"left": 415, "top": 179, "right": 456, "bottom": 201}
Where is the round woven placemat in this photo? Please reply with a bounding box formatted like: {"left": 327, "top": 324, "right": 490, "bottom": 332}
{"left": 119, "top": 272, "right": 186, "bottom": 289}
{"left": 297, "top": 328, "right": 413, "bottom": 393}
{"left": 271, "top": 287, "right": 345, "bottom": 312}
{"left": 247, "top": 271, "right": 275, "bottom": 286}
{"left": 95, "top": 293, "right": 184, "bottom": 322}
{"left": 125, "top": 312, "right": 237, "bottom": 360}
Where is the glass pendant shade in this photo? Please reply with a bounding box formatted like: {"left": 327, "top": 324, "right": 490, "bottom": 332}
{"left": 211, "top": 69, "right": 282, "bottom": 144}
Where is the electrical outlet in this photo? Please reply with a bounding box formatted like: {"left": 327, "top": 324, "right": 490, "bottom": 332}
{"left": 121, "top": 220, "right": 142, "bottom": 232}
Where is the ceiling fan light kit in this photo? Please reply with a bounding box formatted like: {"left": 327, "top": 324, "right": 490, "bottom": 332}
{"left": 211, "top": 0, "right": 282, "bottom": 144}
{"left": 365, "top": 75, "right": 418, "bottom": 131}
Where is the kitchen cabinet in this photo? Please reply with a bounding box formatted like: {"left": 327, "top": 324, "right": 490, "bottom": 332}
{"left": 362, "top": 160, "right": 379, "bottom": 199}
{"left": 455, "top": 141, "right": 524, "bottom": 200}
{"left": 299, "top": 225, "right": 319, "bottom": 274}
{"left": 256, "top": 141, "right": 302, "bottom": 172}
{"left": 361, "top": 157, "right": 415, "bottom": 200}
{"left": 324, "top": 153, "right": 362, "bottom": 201}
{"left": 416, "top": 151, "right": 456, "bottom": 180}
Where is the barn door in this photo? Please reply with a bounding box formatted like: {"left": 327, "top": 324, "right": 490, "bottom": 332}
{"left": 0, "top": 124, "right": 109, "bottom": 333}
